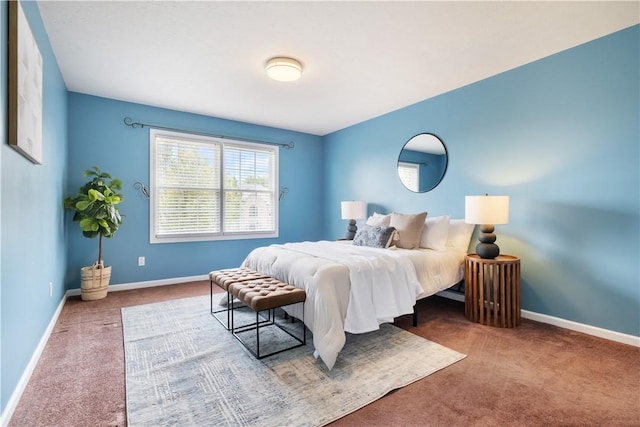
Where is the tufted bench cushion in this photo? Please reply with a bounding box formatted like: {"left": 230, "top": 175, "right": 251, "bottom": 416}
{"left": 230, "top": 277, "right": 307, "bottom": 312}
{"left": 209, "top": 267, "right": 269, "bottom": 291}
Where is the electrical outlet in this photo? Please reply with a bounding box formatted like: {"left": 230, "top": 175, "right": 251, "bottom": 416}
{"left": 49, "top": 282, "right": 53, "bottom": 297}
{"left": 138, "top": 256, "right": 145, "bottom": 267}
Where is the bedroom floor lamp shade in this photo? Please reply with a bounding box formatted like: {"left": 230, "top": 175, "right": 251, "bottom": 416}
{"left": 465, "top": 195, "right": 509, "bottom": 259}
{"left": 341, "top": 201, "right": 366, "bottom": 240}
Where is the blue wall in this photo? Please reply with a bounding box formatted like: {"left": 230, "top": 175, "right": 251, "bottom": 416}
{"left": 1, "top": 0, "right": 68, "bottom": 413}
{"left": 324, "top": 25, "right": 640, "bottom": 337}
{"left": 66, "top": 94, "right": 324, "bottom": 288}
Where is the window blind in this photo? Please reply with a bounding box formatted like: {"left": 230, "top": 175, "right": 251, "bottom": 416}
{"left": 223, "top": 144, "right": 276, "bottom": 233}
{"left": 398, "top": 162, "right": 419, "bottom": 192}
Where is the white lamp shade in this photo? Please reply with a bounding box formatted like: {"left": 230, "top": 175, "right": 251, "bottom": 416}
{"left": 265, "top": 57, "right": 302, "bottom": 82}
{"left": 341, "top": 201, "right": 367, "bottom": 220}
{"left": 465, "top": 195, "right": 509, "bottom": 225}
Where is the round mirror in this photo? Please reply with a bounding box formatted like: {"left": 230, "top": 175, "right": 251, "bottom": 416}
{"left": 397, "top": 133, "right": 448, "bottom": 193}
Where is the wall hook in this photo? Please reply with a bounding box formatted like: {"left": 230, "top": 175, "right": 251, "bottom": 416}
{"left": 134, "top": 182, "right": 150, "bottom": 199}
{"left": 279, "top": 187, "right": 289, "bottom": 201}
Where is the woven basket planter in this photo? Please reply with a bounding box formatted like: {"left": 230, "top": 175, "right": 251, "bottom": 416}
{"left": 80, "top": 265, "right": 112, "bottom": 301}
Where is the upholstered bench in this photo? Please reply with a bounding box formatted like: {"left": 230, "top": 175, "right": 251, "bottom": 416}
{"left": 229, "top": 277, "right": 307, "bottom": 359}
{"left": 209, "top": 267, "right": 269, "bottom": 330}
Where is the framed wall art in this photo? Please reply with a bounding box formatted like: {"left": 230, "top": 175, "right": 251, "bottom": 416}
{"left": 8, "top": 0, "right": 43, "bottom": 165}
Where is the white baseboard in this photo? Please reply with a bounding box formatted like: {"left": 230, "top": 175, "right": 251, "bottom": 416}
{"left": 520, "top": 309, "right": 640, "bottom": 347}
{"left": 65, "top": 274, "right": 210, "bottom": 296}
{"left": 1, "top": 293, "right": 68, "bottom": 427}
{"left": 436, "top": 291, "right": 640, "bottom": 347}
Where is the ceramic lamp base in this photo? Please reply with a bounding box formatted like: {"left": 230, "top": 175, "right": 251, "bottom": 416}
{"left": 345, "top": 219, "right": 357, "bottom": 240}
{"left": 476, "top": 224, "right": 500, "bottom": 259}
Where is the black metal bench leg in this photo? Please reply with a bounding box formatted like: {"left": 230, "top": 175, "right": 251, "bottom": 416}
{"left": 210, "top": 281, "right": 232, "bottom": 331}
{"left": 256, "top": 310, "right": 261, "bottom": 358}
{"left": 233, "top": 303, "right": 306, "bottom": 359}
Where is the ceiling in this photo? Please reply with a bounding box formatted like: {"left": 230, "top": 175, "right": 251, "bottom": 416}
{"left": 37, "top": 1, "right": 639, "bottom": 136}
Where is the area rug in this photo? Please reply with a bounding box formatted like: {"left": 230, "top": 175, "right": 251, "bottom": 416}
{"left": 122, "top": 295, "right": 466, "bottom": 427}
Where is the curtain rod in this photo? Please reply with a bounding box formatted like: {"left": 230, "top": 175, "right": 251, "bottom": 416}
{"left": 123, "top": 117, "right": 295, "bottom": 149}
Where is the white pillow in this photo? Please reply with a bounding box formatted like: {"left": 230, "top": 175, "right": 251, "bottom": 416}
{"left": 419, "top": 215, "right": 450, "bottom": 251}
{"left": 446, "top": 219, "right": 476, "bottom": 251}
{"left": 366, "top": 212, "right": 390, "bottom": 227}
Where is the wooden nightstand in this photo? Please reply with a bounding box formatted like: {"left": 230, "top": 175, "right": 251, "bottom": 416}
{"left": 464, "top": 254, "right": 521, "bottom": 328}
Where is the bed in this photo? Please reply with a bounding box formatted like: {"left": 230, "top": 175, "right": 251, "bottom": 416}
{"left": 235, "top": 215, "right": 474, "bottom": 369}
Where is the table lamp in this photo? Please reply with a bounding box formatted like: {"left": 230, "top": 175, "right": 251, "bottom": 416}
{"left": 465, "top": 195, "right": 509, "bottom": 259}
{"left": 341, "top": 201, "right": 366, "bottom": 240}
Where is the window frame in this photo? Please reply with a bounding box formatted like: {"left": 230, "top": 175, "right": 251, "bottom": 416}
{"left": 149, "top": 128, "right": 279, "bottom": 244}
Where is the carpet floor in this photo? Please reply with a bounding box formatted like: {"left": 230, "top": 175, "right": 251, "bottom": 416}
{"left": 8, "top": 280, "right": 640, "bottom": 426}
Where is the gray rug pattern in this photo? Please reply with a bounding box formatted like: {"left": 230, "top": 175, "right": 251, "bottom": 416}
{"left": 122, "top": 295, "right": 466, "bottom": 427}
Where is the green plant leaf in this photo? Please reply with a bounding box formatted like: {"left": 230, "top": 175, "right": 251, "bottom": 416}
{"left": 105, "top": 195, "right": 121, "bottom": 204}
{"left": 82, "top": 230, "right": 99, "bottom": 239}
{"left": 88, "top": 188, "right": 105, "bottom": 202}
{"left": 110, "top": 178, "right": 123, "bottom": 190}
{"left": 79, "top": 218, "right": 99, "bottom": 232}
{"left": 76, "top": 200, "right": 92, "bottom": 211}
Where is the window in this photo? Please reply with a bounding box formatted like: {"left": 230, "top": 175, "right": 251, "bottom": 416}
{"left": 397, "top": 162, "right": 419, "bottom": 192}
{"left": 150, "top": 129, "right": 278, "bottom": 243}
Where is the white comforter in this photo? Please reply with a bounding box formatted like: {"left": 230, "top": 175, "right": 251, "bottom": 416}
{"left": 240, "top": 241, "right": 426, "bottom": 369}
{"left": 277, "top": 241, "right": 422, "bottom": 332}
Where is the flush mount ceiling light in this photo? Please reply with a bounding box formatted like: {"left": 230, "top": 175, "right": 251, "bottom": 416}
{"left": 265, "top": 57, "right": 303, "bottom": 82}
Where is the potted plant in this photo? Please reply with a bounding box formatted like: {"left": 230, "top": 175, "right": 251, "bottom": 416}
{"left": 64, "top": 166, "right": 123, "bottom": 300}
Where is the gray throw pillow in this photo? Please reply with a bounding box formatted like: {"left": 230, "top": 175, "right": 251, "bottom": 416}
{"left": 352, "top": 225, "right": 397, "bottom": 249}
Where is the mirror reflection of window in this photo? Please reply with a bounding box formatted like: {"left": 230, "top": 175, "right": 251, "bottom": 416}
{"left": 397, "top": 162, "right": 419, "bottom": 192}
{"left": 397, "top": 133, "right": 448, "bottom": 193}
